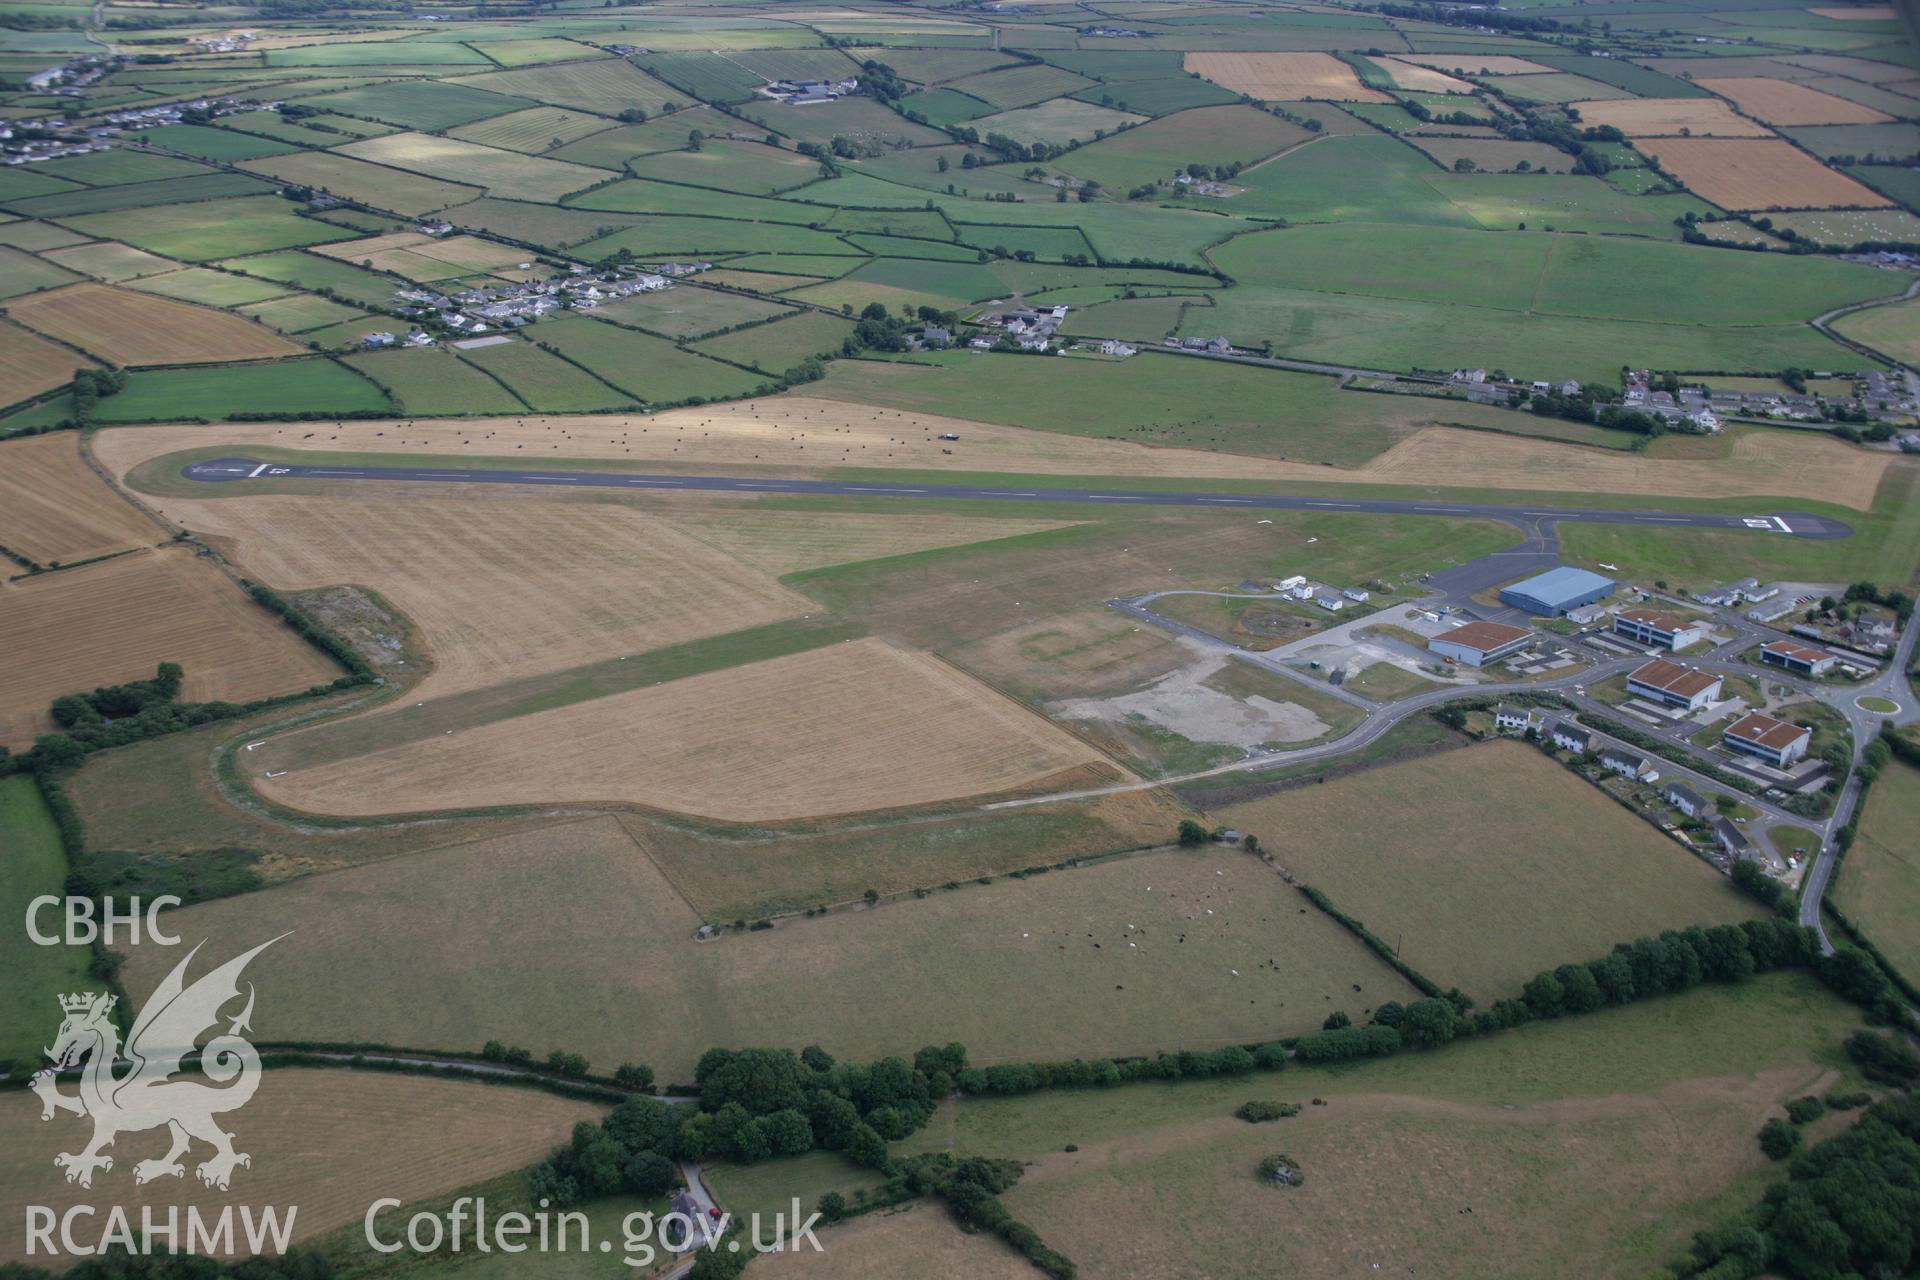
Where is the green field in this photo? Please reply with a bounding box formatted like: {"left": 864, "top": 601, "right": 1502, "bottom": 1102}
{"left": 219, "top": 248, "right": 406, "bottom": 308}
{"left": 7, "top": 172, "right": 276, "bottom": 219}
{"left": 344, "top": 346, "right": 528, "bottom": 414}
{"left": 590, "top": 285, "right": 794, "bottom": 339}
{"left": 532, "top": 314, "right": 767, "bottom": 403}
{"left": 128, "top": 266, "right": 296, "bottom": 306}
{"left": 127, "top": 123, "right": 300, "bottom": 162}
{"left": 67, "top": 358, "right": 393, "bottom": 422}
{"left": 1831, "top": 761, "right": 1920, "bottom": 982}
{"left": 237, "top": 291, "right": 367, "bottom": 334}
{"left": 691, "top": 309, "right": 857, "bottom": 372}
{"left": 1211, "top": 740, "right": 1763, "bottom": 1001}
{"left": 1056, "top": 104, "right": 1311, "bottom": 194}
{"left": 0, "top": 776, "right": 98, "bottom": 1073}
{"left": 625, "top": 140, "right": 824, "bottom": 195}
{"left": 446, "top": 105, "right": 615, "bottom": 154}
{"left": 453, "top": 337, "right": 639, "bottom": 411}
{"left": 62, "top": 196, "right": 358, "bottom": 262}
{"left": 0, "top": 243, "right": 78, "bottom": 298}
{"left": 299, "top": 80, "right": 537, "bottom": 130}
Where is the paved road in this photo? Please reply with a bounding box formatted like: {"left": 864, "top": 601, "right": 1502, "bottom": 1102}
{"left": 181, "top": 458, "right": 1854, "bottom": 539}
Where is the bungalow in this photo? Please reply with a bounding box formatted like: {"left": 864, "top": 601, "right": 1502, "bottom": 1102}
{"left": 1661, "top": 781, "right": 1707, "bottom": 819}
{"left": 1598, "top": 746, "right": 1652, "bottom": 780}
{"left": 1548, "top": 720, "right": 1592, "bottom": 754}
{"left": 1713, "top": 817, "right": 1754, "bottom": 860}
{"left": 1493, "top": 705, "right": 1539, "bottom": 734}
{"left": 1342, "top": 587, "right": 1370, "bottom": 603}
{"left": 1613, "top": 608, "right": 1711, "bottom": 652}
{"left": 1722, "top": 712, "right": 1811, "bottom": 767}
{"left": 1315, "top": 593, "right": 1346, "bottom": 612}
{"left": 1626, "top": 658, "right": 1723, "bottom": 711}
{"left": 1758, "top": 639, "right": 1837, "bottom": 677}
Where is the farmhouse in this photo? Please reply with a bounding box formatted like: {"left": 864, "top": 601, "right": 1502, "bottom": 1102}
{"left": 1493, "top": 705, "right": 1540, "bottom": 734}
{"left": 1499, "top": 566, "right": 1616, "bottom": 616}
{"left": 1548, "top": 720, "right": 1593, "bottom": 754}
{"left": 1661, "top": 781, "right": 1708, "bottom": 819}
{"left": 1626, "top": 658, "right": 1723, "bottom": 710}
{"left": 1613, "top": 608, "right": 1710, "bottom": 652}
{"left": 1713, "top": 817, "right": 1755, "bottom": 860}
{"left": 1758, "top": 639, "right": 1838, "bottom": 677}
{"left": 1428, "top": 620, "right": 1532, "bottom": 668}
{"left": 1722, "top": 711, "right": 1811, "bottom": 767}
{"left": 1598, "top": 746, "right": 1653, "bottom": 780}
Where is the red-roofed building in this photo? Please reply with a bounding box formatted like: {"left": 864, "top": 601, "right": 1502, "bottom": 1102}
{"left": 1627, "top": 658, "right": 1723, "bottom": 710}
{"left": 1758, "top": 639, "right": 1837, "bottom": 677}
{"left": 1613, "top": 608, "right": 1711, "bottom": 652}
{"left": 1722, "top": 711, "right": 1812, "bottom": 767}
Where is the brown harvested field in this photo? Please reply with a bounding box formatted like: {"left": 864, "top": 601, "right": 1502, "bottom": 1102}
{"left": 106, "top": 491, "right": 813, "bottom": 702}
{"left": 93, "top": 397, "right": 1888, "bottom": 512}
{"left": 1183, "top": 51, "right": 1392, "bottom": 103}
{"left": 254, "top": 638, "right": 1119, "bottom": 820}
{"left": 88, "top": 400, "right": 1395, "bottom": 484}
{"left": 119, "top": 818, "right": 1415, "bottom": 1081}
{"left": 1570, "top": 96, "right": 1774, "bottom": 137}
{"left": 1698, "top": 76, "right": 1892, "bottom": 125}
{"left": 0, "top": 317, "right": 95, "bottom": 406}
{"left": 662, "top": 507, "right": 1075, "bottom": 574}
{"left": 0, "top": 1070, "right": 601, "bottom": 1263}
{"left": 1408, "top": 137, "right": 1574, "bottom": 173}
{"left": 0, "top": 432, "right": 157, "bottom": 565}
{"left": 1208, "top": 741, "right": 1761, "bottom": 1000}
{"left": 312, "top": 230, "right": 525, "bottom": 276}
{"left": 1347, "top": 423, "right": 1886, "bottom": 509}
{"left": 1396, "top": 53, "right": 1555, "bottom": 76}
{"left": 1377, "top": 57, "right": 1473, "bottom": 93}
{"left": 4, "top": 283, "right": 301, "bottom": 365}
{"left": 0, "top": 546, "right": 340, "bottom": 747}
{"left": 758, "top": 1205, "right": 1031, "bottom": 1279}
{"left": 1633, "top": 136, "right": 1893, "bottom": 210}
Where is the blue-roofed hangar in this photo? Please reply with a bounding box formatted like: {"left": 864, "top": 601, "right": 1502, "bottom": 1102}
{"left": 1499, "top": 566, "right": 1616, "bottom": 616}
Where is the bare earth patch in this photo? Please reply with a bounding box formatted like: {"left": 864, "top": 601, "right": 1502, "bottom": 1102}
{"left": 0, "top": 1070, "right": 601, "bottom": 1263}
{"left": 1053, "top": 639, "right": 1331, "bottom": 751}
{"left": 0, "top": 432, "right": 158, "bottom": 565}
{"left": 256, "top": 638, "right": 1118, "bottom": 821}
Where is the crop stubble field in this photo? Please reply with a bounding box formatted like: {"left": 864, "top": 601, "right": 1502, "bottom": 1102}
{"left": 0, "top": 431, "right": 158, "bottom": 564}
{"left": 253, "top": 638, "right": 1118, "bottom": 821}
{"left": 0, "top": 546, "right": 339, "bottom": 747}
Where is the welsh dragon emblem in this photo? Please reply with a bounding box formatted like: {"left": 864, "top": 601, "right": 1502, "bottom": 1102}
{"left": 32, "top": 937, "right": 283, "bottom": 1191}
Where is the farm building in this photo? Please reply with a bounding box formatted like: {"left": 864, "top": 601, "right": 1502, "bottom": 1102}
{"left": 1626, "top": 658, "right": 1723, "bottom": 710}
{"left": 1758, "top": 639, "right": 1838, "bottom": 677}
{"left": 1613, "top": 608, "right": 1711, "bottom": 652}
{"left": 1498, "top": 566, "right": 1616, "bottom": 616}
{"left": 1429, "top": 620, "right": 1532, "bottom": 668}
{"left": 1661, "top": 781, "right": 1708, "bottom": 819}
{"left": 1722, "top": 711, "right": 1811, "bottom": 767}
